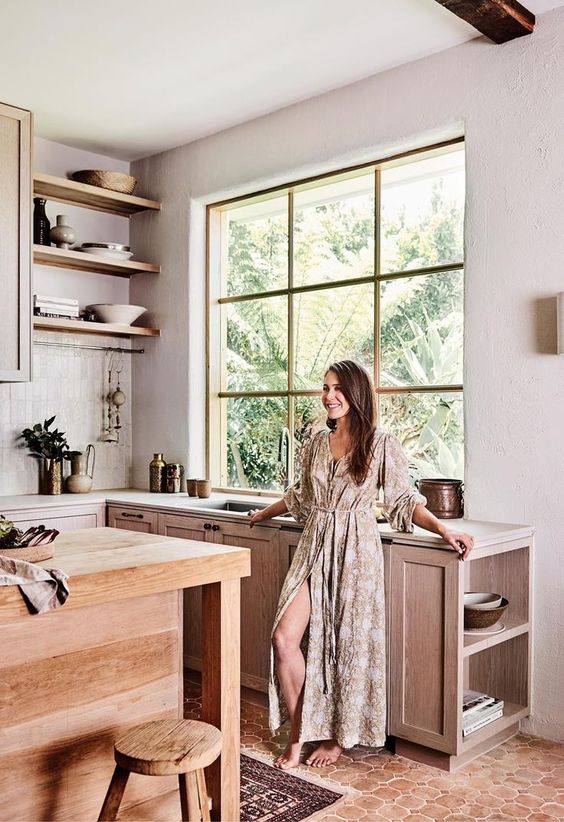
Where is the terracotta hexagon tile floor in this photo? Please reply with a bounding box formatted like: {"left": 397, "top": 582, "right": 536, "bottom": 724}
{"left": 180, "top": 682, "right": 564, "bottom": 821}
{"left": 120, "top": 680, "right": 564, "bottom": 821}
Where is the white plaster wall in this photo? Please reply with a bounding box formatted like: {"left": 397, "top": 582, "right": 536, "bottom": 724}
{"left": 131, "top": 8, "right": 564, "bottom": 739}
{"left": 0, "top": 139, "right": 132, "bottom": 494}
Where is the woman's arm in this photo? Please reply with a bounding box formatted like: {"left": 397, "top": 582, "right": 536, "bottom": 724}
{"left": 412, "top": 503, "right": 474, "bottom": 560}
{"left": 248, "top": 498, "right": 288, "bottom": 528}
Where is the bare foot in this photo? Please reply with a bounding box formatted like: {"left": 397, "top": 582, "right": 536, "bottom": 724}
{"left": 274, "top": 740, "right": 303, "bottom": 769}
{"left": 305, "top": 739, "right": 343, "bottom": 767}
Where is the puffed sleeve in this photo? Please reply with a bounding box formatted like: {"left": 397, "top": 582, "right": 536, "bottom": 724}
{"left": 283, "top": 433, "right": 317, "bottom": 525}
{"left": 379, "top": 433, "right": 427, "bottom": 533}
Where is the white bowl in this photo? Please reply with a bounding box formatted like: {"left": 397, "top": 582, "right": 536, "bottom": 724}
{"left": 86, "top": 304, "right": 146, "bottom": 325}
{"left": 464, "top": 592, "right": 503, "bottom": 610}
{"left": 79, "top": 248, "right": 133, "bottom": 261}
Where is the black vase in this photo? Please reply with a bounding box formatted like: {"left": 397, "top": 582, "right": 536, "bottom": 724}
{"left": 33, "top": 198, "right": 51, "bottom": 246}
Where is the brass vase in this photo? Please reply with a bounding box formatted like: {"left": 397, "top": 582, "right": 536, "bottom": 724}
{"left": 149, "top": 453, "right": 166, "bottom": 493}
{"left": 40, "top": 458, "right": 63, "bottom": 495}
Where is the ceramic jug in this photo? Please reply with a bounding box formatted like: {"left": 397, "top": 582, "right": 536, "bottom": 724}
{"left": 67, "top": 444, "right": 95, "bottom": 493}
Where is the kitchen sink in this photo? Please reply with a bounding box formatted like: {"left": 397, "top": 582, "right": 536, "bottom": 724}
{"left": 192, "top": 499, "right": 293, "bottom": 518}
{"left": 200, "top": 500, "right": 263, "bottom": 512}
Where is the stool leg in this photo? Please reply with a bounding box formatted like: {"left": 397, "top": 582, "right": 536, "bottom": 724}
{"left": 195, "top": 769, "right": 211, "bottom": 822}
{"left": 98, "top": 766, "right": 130, "bottom": 821}
{"left": 178, "top": 772, "right": 201, "bottom": 821}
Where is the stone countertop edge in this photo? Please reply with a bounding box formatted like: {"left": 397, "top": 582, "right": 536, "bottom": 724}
{"left": 0, "top": 488, "right": 534, "bottom": 549}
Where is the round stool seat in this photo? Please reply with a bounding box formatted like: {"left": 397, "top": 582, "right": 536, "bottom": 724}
{"left": 114, "top": 719, "right": 222, "bottom": 776}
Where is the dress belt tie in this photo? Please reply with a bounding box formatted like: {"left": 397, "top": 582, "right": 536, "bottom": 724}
{"left": 313, "top": 505, "right": 372, "bottom": 513}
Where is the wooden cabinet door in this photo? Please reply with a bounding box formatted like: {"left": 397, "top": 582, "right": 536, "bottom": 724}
{"left": 279, "top": 527, "right": 302, "bottom": 564}
{"left": 7, "top": 504, "right": 106, "bottom": 532}
{"left": 213, "top": 520, "right": 290, "bottom": 692}
{"left": 158, "top": 512, "right": 214, "bottom": 542}
{"left": 388, "top": 542, "right": 462, "bottom": 755}
{"left": 107, "top": 505, "right": 158, "bottom": 533}
{"left": 0, "top": 103, "right": 31, "bottom": 382}
{"left": 157, "top": 512, "right": 217, "bottom": 672}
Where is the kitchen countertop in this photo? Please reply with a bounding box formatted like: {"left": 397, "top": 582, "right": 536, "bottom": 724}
{"left": 0, "top": 525, "right": 250, "bottom": 618}
{"left": 0, "top": 488, "right": 534, "bottom": 549}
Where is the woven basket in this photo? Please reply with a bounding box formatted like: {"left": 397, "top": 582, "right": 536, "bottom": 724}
{"left": 71, "top": 170, "right": 138, "bottom": 195}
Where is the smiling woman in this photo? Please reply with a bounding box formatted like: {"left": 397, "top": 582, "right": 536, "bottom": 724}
{"left": 208, "top": 141, "right": 465, "bottom": 493}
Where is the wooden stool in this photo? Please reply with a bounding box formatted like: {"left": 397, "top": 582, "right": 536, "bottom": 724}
{"left": 98, "top": 719, "right": 222, "bottom": 822}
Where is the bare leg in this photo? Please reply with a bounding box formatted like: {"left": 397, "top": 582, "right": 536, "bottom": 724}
{"left": 306, "top": 740, "right": 343, "bottom": 767}
{"left": 272, "top": 581, "right": 311, "bottom": 769}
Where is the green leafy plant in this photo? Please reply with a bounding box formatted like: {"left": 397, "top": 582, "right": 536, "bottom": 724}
{"left": 19, "top": 416, "right": 77, "bottom": 461}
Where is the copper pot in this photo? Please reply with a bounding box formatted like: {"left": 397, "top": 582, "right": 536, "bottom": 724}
{"left": 417, "top": 478, "right": 464, "bottom": 519}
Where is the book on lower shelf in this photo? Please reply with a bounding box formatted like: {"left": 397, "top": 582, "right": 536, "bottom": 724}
{"left": 462, "top": 690, "right": 504, "bottom": 736}
{"left": 34, "top": 309, "right": 82, "bottom": 320}
{"left": 34, "top": 295, "right": 80, "bottom": 319}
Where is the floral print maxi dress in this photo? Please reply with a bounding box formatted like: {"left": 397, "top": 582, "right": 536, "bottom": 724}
{"left": 269, "top": 427, "right": 427, "bottom": 749}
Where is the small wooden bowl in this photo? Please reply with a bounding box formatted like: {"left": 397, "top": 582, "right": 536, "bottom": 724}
{"left": 464, "top": 597, "right": 508, "bottom": 629}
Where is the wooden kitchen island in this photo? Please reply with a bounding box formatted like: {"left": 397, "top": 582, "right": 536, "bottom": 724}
{"left": 0, "top": 527, "right": 250, "bottom": 822}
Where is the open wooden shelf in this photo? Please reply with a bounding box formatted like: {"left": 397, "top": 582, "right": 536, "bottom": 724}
{"left": 33, "top": 245, "right": 160, "bottom": 278}
{"left": 463, "top": 618, "right": 530, "bottom": 657}
{"left": 34, "top": 316, "right": 160, "bottom": 338}
{"left": 33, "top": 172, "right": 161, "bottom": 217}
{"left": 461, "top": 701, "right": 528, "bottom": 749}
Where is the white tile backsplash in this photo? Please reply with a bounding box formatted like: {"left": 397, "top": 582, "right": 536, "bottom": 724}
{"left": 0, "top": 331, "right": 132, "bottom": 495}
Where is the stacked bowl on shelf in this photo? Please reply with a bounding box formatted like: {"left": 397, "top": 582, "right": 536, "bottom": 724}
{"left": 464, "top": 592, "right": 509, "bottom": 630}
{"left": 77, "top": 242, "right": 133, "bottom": 260}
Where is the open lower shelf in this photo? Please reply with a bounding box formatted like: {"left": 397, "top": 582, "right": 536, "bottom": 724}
{"left": 463, "top": 618, "right": 530, "bottom": 656}
{"left": 33, "top": 317, "right": 160, "bottom": 338}
{"left": 461, "top": 701, "right": 528, "bottom": 749}
{"left": 33, "top": 245, "right": 160, "bottom": 277}
{"left": 33, "top": 172, "right": 161, "bottom": 217}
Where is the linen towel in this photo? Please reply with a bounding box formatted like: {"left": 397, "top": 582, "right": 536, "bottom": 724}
{"left": 0, "top": 555, "right": 70, "bottom": 614}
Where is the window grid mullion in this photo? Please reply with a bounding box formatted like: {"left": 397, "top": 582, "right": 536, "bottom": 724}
{"left": 374, "top": 168, "right": 382, "bottom": 408}
{"left": 287, "top": 189, "right": 295, "bottom": 482}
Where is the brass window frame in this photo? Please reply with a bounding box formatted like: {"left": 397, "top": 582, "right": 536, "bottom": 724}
{"left": 207, "top": 138, "right": 465, "bottom": 494}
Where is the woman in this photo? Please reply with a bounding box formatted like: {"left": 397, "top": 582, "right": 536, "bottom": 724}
{"left": 248, "top": 360, "right": 474, "bottom": 770}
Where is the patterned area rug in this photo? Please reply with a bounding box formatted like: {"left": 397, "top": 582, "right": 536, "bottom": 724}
{"left": 241, "top": 753, "right": 345, "bottom": 821}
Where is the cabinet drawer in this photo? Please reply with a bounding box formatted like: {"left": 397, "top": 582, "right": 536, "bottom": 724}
{"left": 107, "top": 505, "right": 158, "bottom": 533}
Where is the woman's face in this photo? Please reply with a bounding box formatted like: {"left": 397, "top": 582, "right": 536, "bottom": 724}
{"left": 322, "top": 370, "right": 351, "bottom": 421}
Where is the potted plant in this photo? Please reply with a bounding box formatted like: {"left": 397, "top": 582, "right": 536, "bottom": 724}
{"left": 19, "top": 416, "right": 77, "bottom": 495}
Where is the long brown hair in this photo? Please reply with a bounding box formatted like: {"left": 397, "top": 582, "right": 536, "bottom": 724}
{"left": 325, "top": 360, "right": 376, "bottom": 485}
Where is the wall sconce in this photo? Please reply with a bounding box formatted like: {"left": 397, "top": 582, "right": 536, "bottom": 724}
{"left": 559, "top": 293, "right": 564, "bottom": 355}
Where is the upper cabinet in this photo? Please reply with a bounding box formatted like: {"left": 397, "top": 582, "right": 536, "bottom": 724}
{"left": 0, "top": 102, "right": 31, "bottom": 382}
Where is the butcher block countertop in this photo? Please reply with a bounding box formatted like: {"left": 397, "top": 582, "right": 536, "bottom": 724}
{"left": 0, "top": 526, "right": 250, "bottom": 620}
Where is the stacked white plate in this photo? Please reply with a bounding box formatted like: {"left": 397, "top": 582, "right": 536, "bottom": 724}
{"left": 77, "top": 243, "right": 133, "bottom": 261}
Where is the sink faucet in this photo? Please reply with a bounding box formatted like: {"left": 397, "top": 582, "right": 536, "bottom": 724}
{"left": 277, "top": 426, "right": 291, "bottom": 489}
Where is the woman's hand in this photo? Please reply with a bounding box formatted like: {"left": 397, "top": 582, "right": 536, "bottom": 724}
{"left": 247, "top": 509, "right": 265, "bottom": 528}
{"left": 440, "top": 529, "right": 474, "bottom": 560}
{"left": 247, "top": 498, "right": 289, "bottom": 527}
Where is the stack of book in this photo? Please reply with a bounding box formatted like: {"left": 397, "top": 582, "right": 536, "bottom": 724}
{"left": 462, "top": 689, "right": 504, "bottom": 736}
{"left": 34, "top": 295, "right": 81, "bottom": 320}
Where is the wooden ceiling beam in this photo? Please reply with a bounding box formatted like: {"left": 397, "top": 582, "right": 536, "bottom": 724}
{"left": 434, "top": 0, "right": 535, "bottom": 44}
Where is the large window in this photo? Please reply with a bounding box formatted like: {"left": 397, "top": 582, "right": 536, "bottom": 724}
{"left": 208, "top": 142, "right": 464, "bottom": 493}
